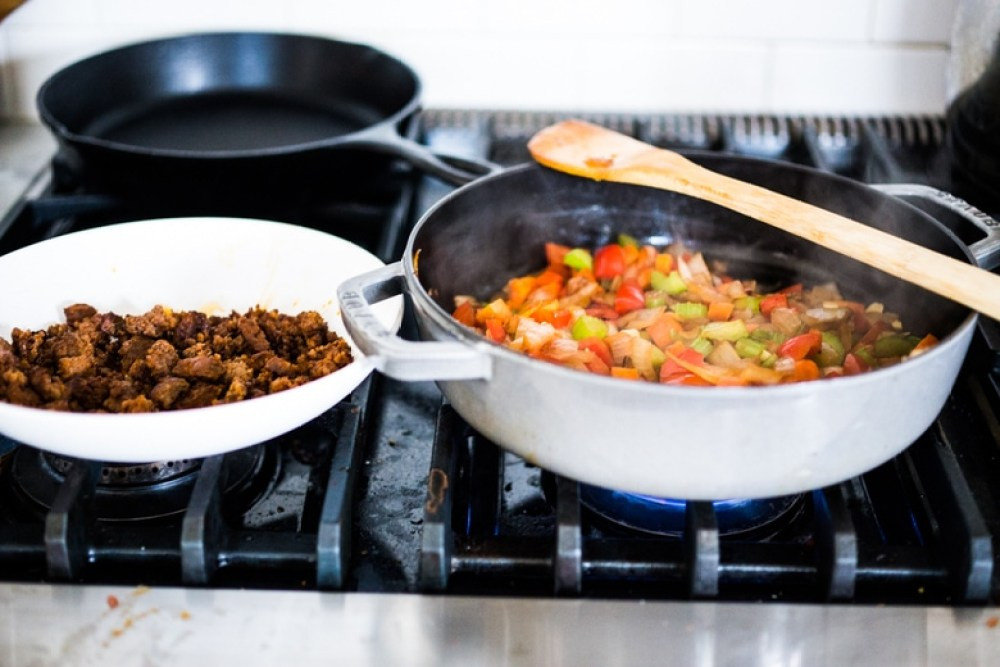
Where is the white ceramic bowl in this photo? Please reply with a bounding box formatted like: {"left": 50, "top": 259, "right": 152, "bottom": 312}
{"left": 0, "top": 217, "right": 401, "bottom": 462}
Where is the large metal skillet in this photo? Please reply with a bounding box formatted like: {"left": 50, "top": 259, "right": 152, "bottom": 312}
{"left": 339, "top": 153, "right": 1000, "bottom": 500}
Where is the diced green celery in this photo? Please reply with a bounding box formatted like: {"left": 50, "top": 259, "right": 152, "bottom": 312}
{"left": 854, "top": 345, "right": 876, "bottom": 366}
{"left": 814, "top": 331, "right": 846, "bottom": 367}
{"left": 652, "top": 270, "right": 687, "bottom": 295}
{"left": 571, "top": 314, "right": 608, "bottom": 340}
{"left": 759, "top": 350, "right": 777, "bottom": 368}
{"left": 671, "top": 302, "right": 708, "bottom": 320}
{"left": 701, "top": 319, "right": 749, "bottom": 341}
{"left": 617, "top": 233, "right": 639, "bottom": 248}
{"left": 645, "top": 291, "right": 667, "bottom": 308}
{"left": 734, "top": 337, "right": 765, "bottom": 359}
{"left": 750, "top": 327, "right": 787, "bottom": 346}
{"left": 563, "top": 248, "right": 593, "bottom": 271}
{"left": 873, "top": 334, "right": 920, "bottom": 358}
{"left": 733, "top": 295, "right": 761, "bottom": 314}
{"left": 689, "top": 337, "right": 714, "bottom": 356}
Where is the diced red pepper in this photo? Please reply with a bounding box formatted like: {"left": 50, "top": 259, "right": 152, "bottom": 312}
{"left": 779, "top": 283, "right": 803, "bottom": 295}
{"left": 484, "top": 318, "right": 506, "bottom": 343}
{"left": 614, "top": 281, "right": 646, "bottom": 314}
{"left": 778, "top": 331, "right": 822, "bottom": 360}
{"left": 760, "top": 293, "right": 788, "bottom": 316}
{"left": 593, "top": 244, "right": 627, "bottom": 279}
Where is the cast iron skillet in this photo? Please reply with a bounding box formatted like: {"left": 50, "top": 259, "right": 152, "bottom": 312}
{"left": 36, "top": 32, "right": 493, "bottom": 197}
{"left": 339, "top": 157, "right": 1000, "bottom": 499}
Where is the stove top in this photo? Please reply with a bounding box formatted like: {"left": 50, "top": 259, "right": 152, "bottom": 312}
{"left": 1, "top": 110, "right": 999, "bottom": 608}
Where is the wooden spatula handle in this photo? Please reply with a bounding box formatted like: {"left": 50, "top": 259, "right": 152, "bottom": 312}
{"left": 622, "top": 154, "right": 1000, "bottom": 322}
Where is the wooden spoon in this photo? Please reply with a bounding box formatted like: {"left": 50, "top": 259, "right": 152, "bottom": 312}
{"left": 528, "top": 119, "right": 1000, "bottom": 322}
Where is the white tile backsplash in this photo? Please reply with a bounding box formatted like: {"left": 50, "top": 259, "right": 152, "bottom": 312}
{"left": 770, "top": 43, "right": 950, "bottom": 114}
{"left": 675, "top": 0, "right": 873, "bottom": 41}
{"left": 872, "top": 0, "right": 958, "bottom": 43}
{"left": 0, "top": 0, "right": 960, "bottom": 120}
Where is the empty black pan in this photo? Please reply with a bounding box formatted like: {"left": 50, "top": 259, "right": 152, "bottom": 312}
{"left": 36, "top": 32, "right": 493, "bottom": 196}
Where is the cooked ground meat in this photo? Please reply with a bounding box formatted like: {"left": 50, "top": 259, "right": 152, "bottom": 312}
{"left": 0, "top": 304, "right": 353, "bottom": 413}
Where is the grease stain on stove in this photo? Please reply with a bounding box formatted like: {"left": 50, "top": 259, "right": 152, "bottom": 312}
{"left": 425, "top": 467, "right": 449, "bottom": 514}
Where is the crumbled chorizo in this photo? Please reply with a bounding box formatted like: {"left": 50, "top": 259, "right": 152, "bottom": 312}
{"left": 0, "top": 304, "right": 352, "bottom": 413}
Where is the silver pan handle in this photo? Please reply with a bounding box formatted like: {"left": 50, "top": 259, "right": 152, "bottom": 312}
{"left": 873, "top": 183, "right": 1000, "bottom": 271}
{"left": 337, "top": 262, "right": 493, "bottom": 381}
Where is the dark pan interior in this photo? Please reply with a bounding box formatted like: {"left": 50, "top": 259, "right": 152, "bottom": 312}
{"left": 38, "top": 32, "right": 418, "bottom": 155}
{"left": 413, "top": 158, "right": 973, "bottom": 340}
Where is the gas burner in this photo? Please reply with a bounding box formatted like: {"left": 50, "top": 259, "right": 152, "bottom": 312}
{"left": 7, "top": 444, "right": 278, "bottom": 522}
{"left": 579, "top": 484, "right": 805, "bottom": 539}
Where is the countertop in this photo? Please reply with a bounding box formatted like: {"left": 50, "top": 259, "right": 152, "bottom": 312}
{"left": 2, "top": 583, "right": 1000, "bottom": 667}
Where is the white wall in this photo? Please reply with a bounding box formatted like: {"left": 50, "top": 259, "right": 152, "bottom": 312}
{"left": 0, "top": 0, "right": 958, "bottom": 121}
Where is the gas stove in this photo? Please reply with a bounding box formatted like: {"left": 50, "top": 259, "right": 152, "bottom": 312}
{"left": 1, "top": 110, "right": 999, "bottom": 664}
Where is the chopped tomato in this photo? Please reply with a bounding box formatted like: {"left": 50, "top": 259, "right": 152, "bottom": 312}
{"left": 659, "top": 346, "right": 704, "bottom": 381}
{"left": 579, "top": 337, "right": 614, "bottom": 367}
{"left": 545, "top": 242, "right": 570, "bottom": 267}
{"left": 779, "top": 283, "right": 803, "bottom": 295}
{"left": 647, "top": 313, "right": 682, "bottom": 348}
{"left": 452, "top": 301, "right": 476, "bottom": 327}
{"left": 585, "top": 356, "right": 612, "bottom": 375}
{"left": 550, "top": 309, "right": 573, "bottom": 328}
{"left": 614, "top": 281, "right": 645, "bottom": 314}
{"left": 760, "top": 293, "right": 788, "bottom": 316}
{"left": 593, "top": 244, "right": 627, "bottom": 279}
{"left": 778, "top": 331, "right": 822, "bottom": 360}
{"left": 534, "top": 269, "right": 566, "bottom": 288}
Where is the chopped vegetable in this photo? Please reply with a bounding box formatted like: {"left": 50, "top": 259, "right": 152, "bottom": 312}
{"left": 594, "top": 244, "right": 627, "bottom": 279}
{"left": 452, "top": 237, "right": 936, "bottom": 386}
{"left": 571, "top": 314, "right": 609, "bottom": 340}
{"left": 563, "top": 248, "right": 593, "bottom": 271}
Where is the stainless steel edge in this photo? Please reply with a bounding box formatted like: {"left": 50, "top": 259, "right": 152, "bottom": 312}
{"left": 0, "top": 583, "right": 998, "bottom": 666}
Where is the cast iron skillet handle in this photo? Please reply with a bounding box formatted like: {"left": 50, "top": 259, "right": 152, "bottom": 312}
{"left": 338, "top": 262, "right": 493, "bottom": 381}
{"left": 336, "top": 123, "right": 501, "bottom": 187}
{"left": 872, "top": 183, "right": 1000, "bottom": 271}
